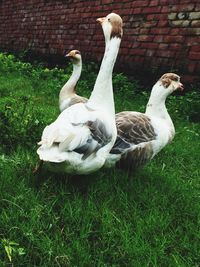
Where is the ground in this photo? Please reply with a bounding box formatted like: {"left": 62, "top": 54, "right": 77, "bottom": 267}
{"left": 0, "top": 53, "right": 200, "bottom": 266}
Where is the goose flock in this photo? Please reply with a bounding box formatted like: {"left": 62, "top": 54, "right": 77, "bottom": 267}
{"left": 36, "top": 12, "right": 184, "bottom": 175}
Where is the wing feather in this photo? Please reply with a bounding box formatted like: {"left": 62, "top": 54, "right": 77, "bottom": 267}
{"left": 38, "top": 104, "right": 113, "bottom": 162}
{"left": 68, "top": 95, "right": 88, "bottom": 107}
{"left": 74, "top": 119, "right": 112, "bottom": 159}
{"left": 115, "top": 111, "right": 156, "bottom": 145}
{"left": 109, "top": 111, "right": 157, "bottom": 169}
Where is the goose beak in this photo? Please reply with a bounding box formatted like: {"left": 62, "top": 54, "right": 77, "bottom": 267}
{"left": 65, "top": 51, "right": 75, "bottom": 58}
{"left": 178, "top": 82, "right": 184, "bottom": 91}
{"left": 96, "top": 17, "right": 106, "bottom": 24}
{"left": 65, "top": 52, "right": 71, "bottom": 57}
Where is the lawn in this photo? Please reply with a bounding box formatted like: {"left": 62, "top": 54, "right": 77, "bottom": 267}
{"left": 0, "top": 53, "right": 200, "bottom": 266}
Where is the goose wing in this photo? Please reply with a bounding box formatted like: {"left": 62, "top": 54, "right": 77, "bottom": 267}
{"left": 116, "top": 111, "right": 156, "bottom": 144}
{"left": 37, "top": 103, "right": 112, "bottom": 162}
{"left": 74, "top": 118, "right": 112, "bottom": 160}
{"left": 110, "top": 111, "right": 157, "bottom": 169}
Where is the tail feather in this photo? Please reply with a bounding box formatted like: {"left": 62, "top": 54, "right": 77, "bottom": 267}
{"left": 59, "top": 133, "right": 76, "bottom": 151}
{"left": 38, "top": 129, "right": 59, "bottom": 147}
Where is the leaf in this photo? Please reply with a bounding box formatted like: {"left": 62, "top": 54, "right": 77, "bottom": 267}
{"left": 18, "top": 247, "right": 26, "bottom": 256}
{"left": 5, "top": 245, "right": 13, "bottom": 262}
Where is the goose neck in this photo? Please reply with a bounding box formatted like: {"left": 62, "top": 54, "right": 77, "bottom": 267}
{"left": 59, "top": 60, "right": 82, "bottom": 98}
{"left": 88, "top": 37, "right": 121, "bottom": 116}
{"left": 145, "top": 89, "right": 174, "bottom": 132}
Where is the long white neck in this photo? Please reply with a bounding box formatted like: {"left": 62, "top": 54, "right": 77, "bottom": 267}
{"left": 59, "top": 60, "right": 82, "bottom": 103}
{"left": 87, "top": 37, "right": 121, "bottom": 117}
{"left": 145, "top": 84, "right": 175, "bottom": 133}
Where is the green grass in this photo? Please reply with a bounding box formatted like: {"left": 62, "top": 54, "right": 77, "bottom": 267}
{"left": 0, "top": 53, "right": 200, "bottom": 266}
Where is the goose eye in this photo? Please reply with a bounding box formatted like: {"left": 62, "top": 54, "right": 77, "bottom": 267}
{"left": 108, "top": 18, "right": 111, "bottom": 22}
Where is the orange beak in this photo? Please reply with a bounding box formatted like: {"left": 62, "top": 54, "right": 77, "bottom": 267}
{"left": 65, "top": 51, "right": 74, "bottom": 58}
{"left": 96, "top": 17, "right": 106, "bottom": 24}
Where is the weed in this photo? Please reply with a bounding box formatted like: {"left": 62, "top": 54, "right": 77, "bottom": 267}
{"left": 1, "top": 238, "right": 25, "bottom": 262}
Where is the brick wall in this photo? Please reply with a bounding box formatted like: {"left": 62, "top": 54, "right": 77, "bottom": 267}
{"left": 0, "top": 0, "right": 199, "bottom": 83}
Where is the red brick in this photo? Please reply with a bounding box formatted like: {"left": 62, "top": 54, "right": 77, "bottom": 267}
{"left": 182, "top": 75, "right": 199, "bottom": 83}
{"left": 191, "top": 45, "right": 200, "bottom": 52}
{"left": 121, "top": 47, "right": 129, "bottom": 54}
{"left": 146, "top": 50, "right": 155, "bottom": 57}
{"left": 191, "top": 20, "right": 200, "bottom": 27}
{"left": 188, "top": 62, "right": 197, "bottom": 73}
{"left": 170, "top": 28, "right": 182, "bottom": 35}
{"left": 185, "top": 37, "right": 200, "bottom": 45}
{"left": 171, "top": 4, "right": 195, "bottom": 12}
{"left": 121, "top": 41, "right": 132, "bottom": 48}
{"left": 141, "top": 6, "right": 161, "bottom": 13}
{"left": 153, "top": 14, "right": 167, "bottom": 20}
{"left": 195, "top": 4, "right": 200, "bottom": 10}
{"left": 129, "top": 48, "right": 146, "bottom": 56}
{"left": 146, "top": 14, "right": 155, "bottom": 20}
{"left": 123, "top": 2, "right": 132, "bottom": 8}
{"left": 157, "top": 20, "right": 169, "bottom": 27}
{"left": 156, "top": 50, "right": 176, "bottom": 58}
{"left": 140, "top": 28, "right": 150, "bottom": 34}
{"left": 134, "top": 56, "right": 145, "bottom": 63}
{"left": 132, "top": 1, "right": 148, "bottom": 8}
{"left": 196, "top": 62, "right": 200, "bottom": 72}
{"left": 154, "top": 36, "right": 164, "bottom": 42}
{"left": 132, "top": 8, "right": 142, "bottom": 14}
{"left": 159, "top": 43, "right": 169, "bottom": 50}
{"left": 164, "top": 36, "right": 185, "bottom": 43}
{"left": 170, "top": 44, "right": 182, "bottom": 51}
{"left": 161, "top": 6, "right": 170, "bottom": 13}
{"left": 126, "top": 28, "right": 140, "bottom": 35}
{"left": 159, "top": 0, "right": 170, "bottom": 4}
{"left": 137, "top": 35, "right": 154, "bottom": 42}
{"left": 149, "top": 0, "right": 159, "bottom": 6}
{"left": 143, "top": 21, "right": 157, "bottom": 28}
{"left": 122, "top": 9, "right": 134, "bottom": 15}
{"left": 189, "top": 51, "right": 200, "bottom": 60}
{"left": 151, "top": 28, "right": 170, "bottom": 34}
{"left": 141, "top": 42, "right": 158, "bottom": 49}
{"left": 181, "top": 0, "right": 195, "bottom": 3}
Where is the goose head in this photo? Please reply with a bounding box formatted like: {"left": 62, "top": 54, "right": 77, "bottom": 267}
{"left": 160, "top": 73, "right": 184, "bottom": 92}
{"left": 65, "top": 50, "right": 82, "bottom": 64}
{"left": 151, "top": 73, "right": 184, "bottom": 100}
{"left": 96, "top": 13, "right": 123, "bottom": 42}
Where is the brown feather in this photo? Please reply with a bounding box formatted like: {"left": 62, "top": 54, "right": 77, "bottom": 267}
{"left": 116, "top": 112, "right": 157, "bottom": 145}
{"left": 117, "top": 142, "right": 154, "bottom": 170}
{"left": 111, "top": 111, "right": 157, "bottom": 169}
{"left": 110, "top": 14, "right": 123, "bottom": 39}
{"left": 160, "top": 73, "right": 180, "bottom": 88}
{"left": 68, "top": 95, "right": 87, "bottom": 107}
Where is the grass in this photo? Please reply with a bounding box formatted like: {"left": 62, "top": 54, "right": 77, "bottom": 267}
{"left": 0, "top": 53, "right": 200, "bottom": 266}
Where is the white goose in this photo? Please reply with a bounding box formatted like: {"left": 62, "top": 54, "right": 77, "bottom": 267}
{"left": 59, "top": 50, "right": 87, "bottom": 112}
{"left": 37, "top": 13, "right": 123, "bottom": 174}
{"left": 105, "top": 73, "right": 184, "bottom": 170}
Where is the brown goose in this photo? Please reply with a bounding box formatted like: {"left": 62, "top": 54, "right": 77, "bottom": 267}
{"left": 105, "top": 73, "right": 184, "bottom": 170}
{"left": 59, "top": 50, "right": 87, "bottom": 112}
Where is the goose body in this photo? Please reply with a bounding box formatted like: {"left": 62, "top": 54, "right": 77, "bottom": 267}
{"left": 105, "top": 73, "right": 184, "bottom": 170}
{"left": 37, "top": 13, "right": 123, "bottom": 174}
{"left": 59, "top": 50, "right": 87, "bottom": 112}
